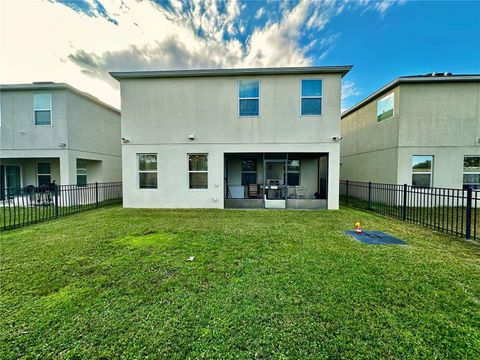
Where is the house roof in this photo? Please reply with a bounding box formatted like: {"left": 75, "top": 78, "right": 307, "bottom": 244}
{"left": 0, "top": 82, "right": 120, "bottom": 114}
{"left": 109, "top": 65, "right": 353, "bottom": 80}
{"left": 341, "top": 73, "right": 480, "bottom": 119}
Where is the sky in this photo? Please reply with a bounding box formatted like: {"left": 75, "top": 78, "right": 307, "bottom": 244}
{"left": 0, "top": 0, "right": 479, "bottom": 110}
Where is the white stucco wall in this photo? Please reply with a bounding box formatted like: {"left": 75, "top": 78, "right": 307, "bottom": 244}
{"left": 119, "top": 72, "right": 343, "bottom": 209}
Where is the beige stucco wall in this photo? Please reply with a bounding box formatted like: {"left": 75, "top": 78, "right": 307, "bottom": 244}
{"left": 120, "top": 73, "right": 342, "bottom": 209}
{"left": 0, "top": 88, "right": 121, "bottom": 186}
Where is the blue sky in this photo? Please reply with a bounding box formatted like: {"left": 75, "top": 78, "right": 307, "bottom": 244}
{"left": 1, "top": 0, "right": 478, "bottom": 109}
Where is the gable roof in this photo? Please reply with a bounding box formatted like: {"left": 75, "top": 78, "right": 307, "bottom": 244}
{"left": 110, "top": 65, "right": 352, "bottom": 80}
{"left": 341, "top": 74, "right": 480, "bottom": 119}
{"left": 0, "top": 82, "right": 120, "bottom": 114}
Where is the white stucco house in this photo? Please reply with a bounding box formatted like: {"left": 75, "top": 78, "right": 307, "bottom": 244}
{"left": 340, "top": 73, "right": 480, "bottom": 190}
{"left": 0, "top": 82, "right": 122, "bottom": 196}
{"left": 110, "top": 66, "right": 351, "bottom": 210}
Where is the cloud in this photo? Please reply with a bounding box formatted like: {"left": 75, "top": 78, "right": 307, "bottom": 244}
{"left": 0, "top": 0, "right": 402, "bottom": 108}
{"left": 341, "top": 80, "right": 362, "bottom": 112}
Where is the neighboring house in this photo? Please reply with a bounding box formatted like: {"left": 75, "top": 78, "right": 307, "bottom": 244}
{"left": 340, "top": 73, "right": 480, "bottom": 190}
{"left": 0, "top": 82, "right": 122, "bottom": 195}
{"left": 110, "top": 66, "right": 351, "bottom": 209}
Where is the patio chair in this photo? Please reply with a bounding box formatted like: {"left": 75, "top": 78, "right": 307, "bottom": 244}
{"left": 248, "top": 184, "right": 259, "bottom": 198}
{"left": 295, "top": 186, "right": 306, "bottom": 199}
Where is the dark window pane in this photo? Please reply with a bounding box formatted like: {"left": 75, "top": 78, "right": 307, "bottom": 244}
{"left": 35, "top": 110, "right": 51, "bottom": 125}
{"left": 37, "top": 162, "right": 50, "bottom": 174}
{"left": 239, "top": 80, "right": 259, "bottom": 98}
{"left": 287, "top": 173, "right": 300, "bottom": 186}
{"left": 189, "top": 173, "right": 208, "bottom": 189}
{"left": 241, "top": 159, "right": 256, "bottom": 172}
{"left": 464, "top": 174, "right": 480, "bottom": 184}
{"left": 464, "top": 156, "right": 480, "bottom": 171}
{"left": 301, "top": 80, "right": 322, "bottom": 96}
{"left": 239, "top": 99, "right": 259, "bottom": 116}
{"left": 139, "top": 172, "right": 157, "bottom": 189}
{"left": 139, "top": 154, "right": 157, "bottom": 171}
{"left": 301, "top": 98, "right": 321, "bottom": 115}
{"left": 412, "top": 174, "right": 431, "bottom": 188}
{"left": 241, "top": 173, "right": 257, "bottom": 186}
{"left": 77, "top": 175, "right": 87, "bottom": 187}
{"left": 38, "top": 175, "right": 51, "bottom": 186}
{"left": 189, "top": 154, "right": 208, "bottom": 171}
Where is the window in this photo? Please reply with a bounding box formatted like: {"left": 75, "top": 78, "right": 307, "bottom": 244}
{"left": 463, "top": 156, "right": 480, "bottom": 190}
{"left": 239, "top": 80, "right": 259, "bottom": 116}
{"left": 301, "top": 80, "right": 322, "bottom": 115}
{"left": 241, "top": 159, "right": 257, "bottom": 186}
{"left": 138, "top": 154, "right": 157, "bottom": 189}
{"left": 77, "top": 160, "right": 87, "bottom": 187}
{"left": 37, "top": 162, "right": 51, "bottom": 186}
{"left": 189, "top": 154, "right": 208, "bottom": 189}
{"left": 412, "top": 155, "right": 433, "bottom": 187}
{"left": 376, "top": 93, "right": 394, "bottom": 122}
{"left": 33, "top": 94, "right": 52, "bottom": 125}
{"left": 287, "top": 160, "right": 300, "bottom": 186}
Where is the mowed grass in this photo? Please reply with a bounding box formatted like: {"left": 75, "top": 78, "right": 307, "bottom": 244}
{"left": 1, "top": 206, "right": 479, "bottom": 359}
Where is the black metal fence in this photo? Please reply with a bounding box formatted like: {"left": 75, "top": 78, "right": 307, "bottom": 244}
{"left": 1, "top": 182, "right": 122, "bottom": 231}
{"left": 340, "top": 180, "right": 479, "bottom": 242}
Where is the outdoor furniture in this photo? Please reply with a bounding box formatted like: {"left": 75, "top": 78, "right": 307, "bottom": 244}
{"left": 248, "top": 184, "right": 260, "bottom": 198}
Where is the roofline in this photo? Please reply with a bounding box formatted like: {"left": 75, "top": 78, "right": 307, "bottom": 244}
{"left": 0, "top": 82, "right": 120, "bottom": 114}
{"left": 341, "top": 74, "right": 480, "bottom": 118}
{"left": 109, "top": 65, "right": 353, "bottom": 80}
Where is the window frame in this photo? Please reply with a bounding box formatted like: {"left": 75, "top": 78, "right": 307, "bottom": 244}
{"left": 188, "top": 153, "right": 208, "bottom": 190}
{"left": 36, "top": 161, "right": 51, "bottom": 187}
{"left": 137, "top": 153, "right": 158, "bottom": 190}
{"left": 463, "top": 156, "right": 480, "bottom": 189}
{"left": 411, "top": 155, "right": 434, "bottom": 188}
{"left": 300, "top": 79, "right": 323, "bottom": 117}
{"left": 76, "top": 159, "right": 87, "bottom": 187}
{"left": 287, "top": 159, "right": 301, "bottom": 186}
{"left": 33, "top": 93, "right": 52, "bottom": 126}
{"left": 376, "top": 92, "right": 395, "bottom": 123}
{"left": 238, "top": 80, "right": 260, "bottom": 117}
{"left": 241, "top": 158, "right": 257, "bottom": 186}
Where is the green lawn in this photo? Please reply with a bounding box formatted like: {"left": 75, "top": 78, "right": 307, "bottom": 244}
{"left": 1, "top": 206, "right": 479, "bottom": 359}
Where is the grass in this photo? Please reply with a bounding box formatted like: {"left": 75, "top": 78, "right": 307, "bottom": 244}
{"left": 1, "top": 205, "right": 479, "bottom": 358}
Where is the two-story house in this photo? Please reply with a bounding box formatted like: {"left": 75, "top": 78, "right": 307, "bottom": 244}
{"left": 0, "top": 82, "right": 122, "bottom": 195}
{"left": 111, "top": 66, "right": 351, "bottom": 209}
{"left": 340, "top": 73, "right": 480, "bottom": 190}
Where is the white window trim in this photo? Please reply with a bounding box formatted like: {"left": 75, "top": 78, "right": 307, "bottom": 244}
{"left": 411, "top": 155, "right": 433, "bottom": 187}
{"left": 300, "top": 79, "right": 323, "bottom": 117}
{"left": 76, "top": 160, "right": 87, "bottom": 186}
{"left": 36, "top": 161, "right": 51, "bottom": 186}
{"left": 376, "top": 92, "right": 395, "bottom": 123}
{"left": 33, "top": 93, "right": 53, "bottom": 127}
{"left": 238, "top": 80, "right": 260, "bottom": 118}
{"left": 137, "top": 153, "right": 158, "bottom": 190}
{"left": 188, "top": 153, "right": 208, "bottom": 190}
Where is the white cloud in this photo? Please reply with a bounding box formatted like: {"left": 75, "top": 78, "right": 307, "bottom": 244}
{"left": 0, "top": 0, "right": 401, "bottom": 108}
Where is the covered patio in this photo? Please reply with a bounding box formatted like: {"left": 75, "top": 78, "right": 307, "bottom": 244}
{"left": 224, "top": 153, "right": 328, "bottom": 209}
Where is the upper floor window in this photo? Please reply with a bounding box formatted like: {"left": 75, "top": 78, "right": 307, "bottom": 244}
{"left": 189, "top": 154, "right": 208, "bottom": 189}
{"left": 239, "top": 80, "right": 259, "bottom": 116}
{"left": 376, "top": 93, "right": 394, "bottom": 122}
{"left": 463, "top": 156, "right": 480, "bottom": 190}
{"left": 412, "top": 155, "right": 433, "bottom": 188}
{"left": 33, "top": 94, "right": 52, "bottom": 126}
{"left": 138, "top": 153, "right": 157, "bottom": 189}
{"left": 301, "top": 80, "right": 322, "bottom": 116}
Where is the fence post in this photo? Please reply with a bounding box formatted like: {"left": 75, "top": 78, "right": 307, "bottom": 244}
{"left": 345, "top": 180, "right": 349, "bottom": 204}
{"left": 54, "top": 181, "right": 59, "bottom": 219}
{"left": 367, "top": 181, "right": 372, "bottom": 210}
{"left": 402, "top": 184, "right": 407, "bottom": 222}
{"left": 466, "top": 188, "right": 472, "bottom": 240}
{"left": 95, "top": 182, "right": 99, "bottom": 208}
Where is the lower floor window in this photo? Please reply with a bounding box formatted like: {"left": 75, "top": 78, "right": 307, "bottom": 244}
{"left": 412, "top": 155, "right": 433, "bottom": 187}
{"left": 463, "top": 156, "right": 480, "bottom": 190}
{"left": 138, "top": 153, "right": 158, "bottom": 189}
{"left": 287, "top": 159, "right": 300, "bottom": 186}
{"left": 76, "top": 160, "right": 87, "bottom": 186}
{"left": 37, "top": 162, "right": 51, "bottom": 186}
{"left": 189, "top": 154, "right": 208, "bottom": 189}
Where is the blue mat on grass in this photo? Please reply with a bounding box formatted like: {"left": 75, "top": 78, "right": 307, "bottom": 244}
{"left": 345, "top": 231, "right": 407, "bottom": 245}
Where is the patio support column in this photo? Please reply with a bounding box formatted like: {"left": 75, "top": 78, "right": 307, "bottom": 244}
{"left": 327, "top": 149, "right": 340, "bottom": 210}
{"left": 59, "top": 152, "right": 76, "bottom": 186}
